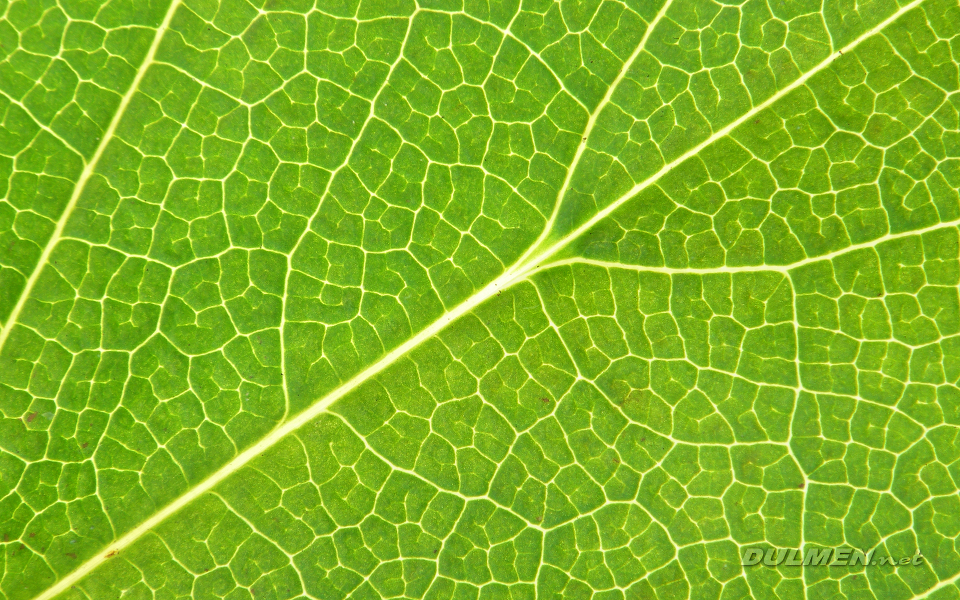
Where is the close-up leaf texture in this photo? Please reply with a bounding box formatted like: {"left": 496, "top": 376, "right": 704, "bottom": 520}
{"left": 1, "top": 0, "right": 959, "bottom": 598}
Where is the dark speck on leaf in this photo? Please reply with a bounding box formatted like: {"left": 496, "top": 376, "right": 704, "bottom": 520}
{"left": 82, "top": 443, "right": 89, "bottom": 449}
{"left": 540, "top": 398, "right": 550, "bottom": 403}
{"left": 26, "top": 412, "right": 37, "bottom": 423}
{"left": 29, "top": 533, "right": 35, "bottom": 538}
{"left": 66, "top": 552, "right": 77, "bottom": 559}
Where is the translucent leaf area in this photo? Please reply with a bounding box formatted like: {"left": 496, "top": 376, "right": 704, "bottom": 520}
{"left": 1, "top": 0, "right": 960, "bottom": 598}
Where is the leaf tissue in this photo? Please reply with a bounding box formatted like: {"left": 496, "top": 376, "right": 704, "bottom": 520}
{"left": 1, "top": 0, "right": 959, "bottom": 598}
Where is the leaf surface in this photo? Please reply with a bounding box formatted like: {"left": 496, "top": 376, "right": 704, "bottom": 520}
{"left": 1, "top": 0, "right": 959, "bottom": 598}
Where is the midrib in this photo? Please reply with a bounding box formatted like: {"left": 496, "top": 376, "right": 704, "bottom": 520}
{"left": 0, "top": 0, "right": 186, "bottom": 353}
{"left": 32, "top": 0, "right": 931, "bottom": 598}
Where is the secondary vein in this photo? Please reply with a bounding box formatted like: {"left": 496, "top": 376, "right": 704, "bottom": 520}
{"left": 0, "top": 0, "right": 186, "bottom": 355}
{"left": 507, "top": 0, "right": 678, "bottom": 278}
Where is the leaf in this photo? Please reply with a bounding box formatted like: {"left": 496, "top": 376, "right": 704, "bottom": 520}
{"left": 1, "top": 0, "right": 959, "bottom": 598}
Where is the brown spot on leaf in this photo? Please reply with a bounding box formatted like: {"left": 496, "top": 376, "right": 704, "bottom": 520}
{"left": 66, "top": 552, "right": 77, "bottom": 559}
{"left": 540, "top": 398, "right": 550, "bottom": 404}
{"left": 106, "top": 551, "right": 118, "bottom": 558}
{"left": 26, "top": 412, "right": 38, "bottom": 423}
{"left": 82, "top": 443, "right": 89, "bottom": 449}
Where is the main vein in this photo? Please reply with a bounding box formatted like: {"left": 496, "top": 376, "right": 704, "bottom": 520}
{"left": 0, "top": 0, "right": 185, "bottom": 354}
{"left": 33, "top": 0, "right": 929, "bottom": 597}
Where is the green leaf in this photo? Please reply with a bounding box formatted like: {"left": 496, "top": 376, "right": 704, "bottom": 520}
{"left": 1, "top": 0, "right": 959, "bottom": 598}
